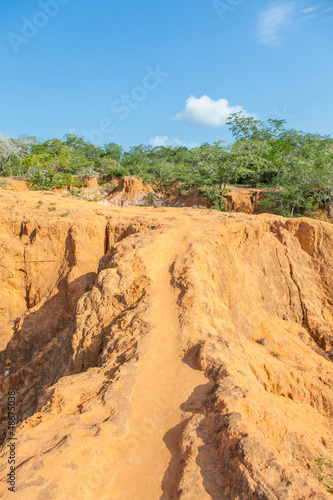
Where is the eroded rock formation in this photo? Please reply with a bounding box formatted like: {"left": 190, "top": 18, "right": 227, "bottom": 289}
{"left": 0, "top": 187, "right": 332, "bottom": 499}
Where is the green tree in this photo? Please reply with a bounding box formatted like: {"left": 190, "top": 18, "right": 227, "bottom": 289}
{"left": 63, "top": 134, "right": 104, "bottom": 162}
{"left": 23, "top": 139, "right": 93, "bottom": 174}
{"left": 103, "top": 142, "right": 124, "bottom": 162}
{"left": 260, "top": 132, "right": 333, "bottom": 216}
{"left": 226, "top": 112, "right": 265, "bottom": 141}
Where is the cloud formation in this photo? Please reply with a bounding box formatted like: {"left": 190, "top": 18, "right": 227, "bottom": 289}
{"left": 150, "top": 136, "right": 199, "bottom": 149}
{"left": 301, "top": 6, "right": 320, "bottom": 14}
{"left": 257, "top": 3, "right": 296, "bottom": 45}
{"left": 257, "top": 3, "right": 333, "bottom": 45}
{"left": 172, "top": 95, "right": 250, "bottom": 127}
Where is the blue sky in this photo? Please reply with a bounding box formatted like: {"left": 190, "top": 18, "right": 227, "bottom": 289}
{"left": 1, "top": 0, "right": 333, "bottom": 150}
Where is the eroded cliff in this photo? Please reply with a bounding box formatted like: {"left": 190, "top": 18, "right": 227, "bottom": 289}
{"left": 0, "top": 186, "right": 332, "bottom": 499}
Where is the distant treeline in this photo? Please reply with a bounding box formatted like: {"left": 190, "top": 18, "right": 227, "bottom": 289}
{"left": 1, "top": 112, "right": 332, "bottom": 217}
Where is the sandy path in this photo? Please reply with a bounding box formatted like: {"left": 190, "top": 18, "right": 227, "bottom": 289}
{"left": 108, "top": 223, "right": 208, "bottom": 499}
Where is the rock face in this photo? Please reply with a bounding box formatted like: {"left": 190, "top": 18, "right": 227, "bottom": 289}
{"left": 82, "top": 177, "right": 99, "bottom": 188}
{"left": 107, "top": 176, "right": 156, "bottom": 207}
{"left": 224, "top": 186, "right": 261, "bottom": 213}
{"left": 0, "top": 187, "right": 333, "bottom": 499}
{"left": 102, "top": 177, "right": 262, "bottom": 213}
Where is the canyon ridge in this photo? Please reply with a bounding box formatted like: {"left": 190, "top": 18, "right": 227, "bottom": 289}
{"left": 0, "top": 180, "right": 332, "bottom": 499}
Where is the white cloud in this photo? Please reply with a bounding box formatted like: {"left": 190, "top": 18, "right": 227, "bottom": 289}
{"left": 301, "top": 14, "right": 317, "bottom": 19}
{"left": 301, "top": 6, "right": 320, "bottom": 13}
{"left": 257, "top": 3, "right": 296, "bottom": 45}
{"left": 150, "top": 136, "right": 169, "bottom": 147}
{"left": 149, "top": 136, "right": 199, "bottom": 149}
{"left": 172, "top": 95, "right": 251, "bottom": 127}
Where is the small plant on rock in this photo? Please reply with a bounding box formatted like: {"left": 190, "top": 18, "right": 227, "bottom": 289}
{"left": 146, "top": 194, "right": 154, "bottom": 206}
{"left": 314, "top": 458, "right": 333, "bottom": 493}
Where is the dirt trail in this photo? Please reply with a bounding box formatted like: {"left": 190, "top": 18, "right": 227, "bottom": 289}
{"left": 108, "top": 222, "right": 208, "bottom": 500}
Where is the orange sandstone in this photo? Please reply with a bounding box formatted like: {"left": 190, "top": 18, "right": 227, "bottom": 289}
{"left": 0, "top": 185, "right": 332, "bottom": 499}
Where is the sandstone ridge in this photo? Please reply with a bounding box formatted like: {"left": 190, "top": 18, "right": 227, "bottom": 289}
{"left": 0, "top": 187, "right": 332, "bottom": 499}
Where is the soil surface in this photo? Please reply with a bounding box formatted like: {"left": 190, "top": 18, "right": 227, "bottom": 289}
{"left": 0, "top": 182, "right": 332, "bottom": 499}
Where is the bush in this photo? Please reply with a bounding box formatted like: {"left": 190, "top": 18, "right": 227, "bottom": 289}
{"left": 27, "top": 171, "right": 83, "bottom": 190}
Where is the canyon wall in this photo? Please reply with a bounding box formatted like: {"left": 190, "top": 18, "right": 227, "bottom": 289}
{"left": 0, "top": 187, "right": 332, "bottom": 499}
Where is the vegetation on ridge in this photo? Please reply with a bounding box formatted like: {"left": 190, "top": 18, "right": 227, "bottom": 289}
{"left": 1, "top": 113, "right": 332, "bottom": 217}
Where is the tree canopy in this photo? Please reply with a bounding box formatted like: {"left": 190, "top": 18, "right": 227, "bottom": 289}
{"left": 1, "top": 115, "right": 332, "bottom": 217}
